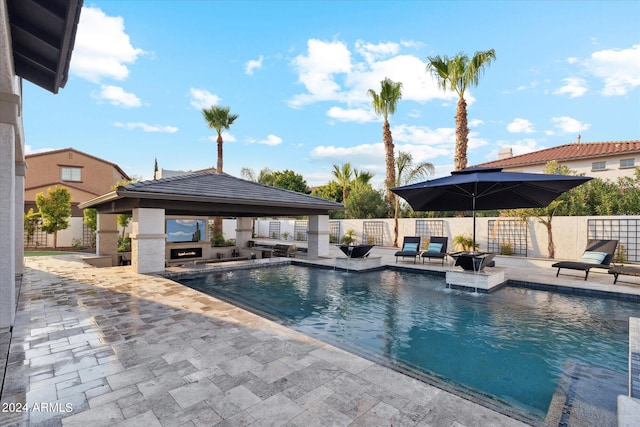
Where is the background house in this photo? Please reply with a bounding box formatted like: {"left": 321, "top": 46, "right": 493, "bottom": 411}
{"left": 24, "top": 148, "right": 130, "bottom": 247}
{"left": 474, "top": 139, "right": 640, "bottom": 181}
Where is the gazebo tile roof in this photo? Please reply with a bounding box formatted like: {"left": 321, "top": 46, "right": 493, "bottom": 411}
{"left": 71, "top": 172, "right": 346, "bottom": 216}
{"left": 121, "top": 172, "right": 340, "bottom": 208}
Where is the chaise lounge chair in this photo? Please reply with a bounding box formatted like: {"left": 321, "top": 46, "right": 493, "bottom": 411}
{"left": 395, "top": 236, "right": 421, "bottom": 263}
{"left": 551, "top": 239, "right": 618, "bottom": 280}
{"left": 421, "top": 236, "right": 448, "bottom": 265}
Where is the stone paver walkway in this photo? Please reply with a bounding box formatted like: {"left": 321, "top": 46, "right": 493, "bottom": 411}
{"left": 1, "top": 254, "right": 530, "bottom": 427}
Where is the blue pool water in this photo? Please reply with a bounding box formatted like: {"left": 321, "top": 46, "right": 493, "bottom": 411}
{"left": 177, "top": 265, "right": 638, "bottom": 420}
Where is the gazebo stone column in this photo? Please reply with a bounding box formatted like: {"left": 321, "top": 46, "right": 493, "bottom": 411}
{"left": 0, "top": 123, "right": 16, "bottom": 328}
{"left": 307, "top": 214, "right": 329, "bottom": 259}
{"left": 131, "top": 208, "right": 166, "bottom": 273}
{"left": 235, "top": 217, "right": 253, "bottom": 251}
{"left": 14, "top": 160, "right": 25, "bottom": 278}
{"left": 96, "top": 213, "right": 118, "bottom": 266}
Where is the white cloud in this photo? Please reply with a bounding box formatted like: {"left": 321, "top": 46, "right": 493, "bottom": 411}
{"left": 483, "top": 139, "right": 545, "bottom": 161}
{"left": 289, "top": 39, "right": 352, "bottom": 107}
{"left": 310, "top": 143, "right": 385, "bottom": 162}
{"left": 255, "top": 135, "right": 282, "bottom": 146}
{"left": 503, "top": 81, "right": 538, "bottom": 94}
{"left": 551, "top": 116, "right": 590, "bottom": 134}
{"left": 507, "top": 118, "right": 535, "bottom": 133}
{"left": 468, "top": 119, "right": 484, "bottom": 128}
{"left": 71, "top": 6, "right": 146, "bottom": 83}
{"left": 114, "top": 122, "right": 178, "bottom": 133}
{"left": 94, "top": 85, "right": 141, "bottom": 108}
{"left": 553, "top": 77, "right": 588, "bottom": 98}
{"left": 585, "top": 44, "right": 640, "bottom": 96}
{"left": 245, "top": 55, "right": 264, "bottom": 76}
{"left": 509, "top": 139, "right": 545, "bottom": 156}
{"left": 391, "top": 124, "right": 455, "bottom": 146}
{"left": 169, "top": 231, "right": 191, "bottom": 237}
{"left": 24, "top": 146, "right": 55, "bottom": 155}
{"left": 355, "top": 40, "right": 400, "bottom": 64}
{"left": 288, "top": 38, "right": 454, "bottom": 108}
{"left": 190, "top": 88, "right": 221, "bottom": 110}
{"left": 176, "top": 220, "right": 199, "bottom": 226}
{"left": 566, "top": 57, "right": 579, "bottom": 64}
{"left": 327, "top": 107, "right": 377, "bottom": 123}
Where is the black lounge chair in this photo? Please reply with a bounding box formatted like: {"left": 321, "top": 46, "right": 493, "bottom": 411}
{"left": 395, "top": 236, "right": 421, "bottom": 263}
{"left": 421, "top": 236, "right": 448, "bottom": 265}
{"left": 608, "top": 265, "right": 640, "bottom": 284}
{"left": 552, "top": 239, "right": 618, "bottom": 280}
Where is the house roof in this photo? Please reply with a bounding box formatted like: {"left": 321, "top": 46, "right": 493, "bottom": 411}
{"left": 474, "top": 140, "right": 640, "bottom": 169}
{"left": 26, "top": 147, "right": 130, "bottom": 181}
{"left": 79, "top": 172, "right": 344, "bottom": 217}
{"left": 7, "top": 0, "right": 83, "bottom": 93}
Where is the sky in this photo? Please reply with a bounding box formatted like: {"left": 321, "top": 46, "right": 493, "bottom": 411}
{"left": 22, "top": 0, "right": 640, "bottom": 189}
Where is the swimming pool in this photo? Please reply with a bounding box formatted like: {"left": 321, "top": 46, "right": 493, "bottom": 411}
{"left": 177, "top": 265, "right": 637, "bottom": 422}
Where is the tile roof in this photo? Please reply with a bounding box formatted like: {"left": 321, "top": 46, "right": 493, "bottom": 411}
{"left": 474, "top": 140, "right": 640, "bottom": 169}
{"left": 81, "top": 172, "right": 344, "bottom": 217}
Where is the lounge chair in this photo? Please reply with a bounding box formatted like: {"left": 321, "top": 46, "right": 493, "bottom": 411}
{"left": 608, "top": 265, "right": 640, "bottom": 284}
{"left": 552, "top": 239, "right": 618, "bottom": 280}
{"left": 421, "top": 236, "right": 448, "bottom": 265}
{"left": 395, "top": 236, "right": 421, "bottom": 263}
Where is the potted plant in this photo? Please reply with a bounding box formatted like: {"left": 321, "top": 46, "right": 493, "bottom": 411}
{"left": 453, "top": 234, "right": 479, "bottom": 251}
{"left": 341, "top": 229, "right": 356, "bottom": 245}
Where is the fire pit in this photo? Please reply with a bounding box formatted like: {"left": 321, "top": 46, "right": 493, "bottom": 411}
{"left": 338, "top": 244, "right": 374, "bottom": 258}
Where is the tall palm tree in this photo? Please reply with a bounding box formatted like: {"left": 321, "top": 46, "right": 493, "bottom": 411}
{"left": 393, "top": 152, "right": 434, "bottom": 247}
{"left": 367, "top": 78, "right": 403, "bottom": 216}
{"left": 332, "top": 162, "right": 353, "bottom": 217}
{"left": 426, "top": 49, "right": 496, "bottom": 170}
{"left": 202, "top": 106, "right": 238, "bottom": 173}
{"left": 202, "top": 106, "right": 238, "bottom": 238}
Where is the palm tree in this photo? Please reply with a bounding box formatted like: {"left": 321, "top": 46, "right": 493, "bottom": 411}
{"left": 353, "top": 169, "right": 374, "bottom": 186}
{"left": 393, "top": 152, "right": 434, "bottom": 246}
{"left": 332, "top": 162, "right": 353, "bottom": 217}
{"left": 367, "top": 78, "right": 403, "bottom": 216}
{"left": 426, "top": 50, "right": 496, "bottom": 170}
{"left": 202, "top": 106, "right": 238, "bottom": 173}
{"left": 202, "top": 106, "right": 238, "bottom": 238}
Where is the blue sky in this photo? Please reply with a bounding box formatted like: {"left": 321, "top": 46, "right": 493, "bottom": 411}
{"left": 23, "top": 1, "right": 640, "bottom": 188}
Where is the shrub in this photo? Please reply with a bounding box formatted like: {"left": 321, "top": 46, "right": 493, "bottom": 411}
{"left": 341, "top": 229, "right": 356, "bottom": 245}
{"left": 500, "top": 242, "right": 514, "bottom": 256}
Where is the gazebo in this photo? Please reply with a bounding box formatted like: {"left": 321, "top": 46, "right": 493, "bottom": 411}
{"left": 79, "top": 172, "right": 344, "bottom": 273}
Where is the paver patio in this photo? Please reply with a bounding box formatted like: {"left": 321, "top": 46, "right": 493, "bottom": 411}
{"left": 2, "top": 248, "right": 639, "bottom": 426}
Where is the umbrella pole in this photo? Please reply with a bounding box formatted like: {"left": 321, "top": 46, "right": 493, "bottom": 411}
{"left": 472, "top": 195, "right": 476, "bottom": 253}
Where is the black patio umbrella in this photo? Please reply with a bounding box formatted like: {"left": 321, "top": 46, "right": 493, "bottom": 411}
{"left": 391, "top": 167, "right": 592, "bottom": 250}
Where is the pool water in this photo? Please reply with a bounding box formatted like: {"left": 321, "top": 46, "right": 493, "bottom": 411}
{"left": 177, "top": 265, "right": 638, "bottom": 420}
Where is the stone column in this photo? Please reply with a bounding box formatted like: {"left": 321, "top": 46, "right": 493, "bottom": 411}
{"left": 14, "top": 160, "right": 25, "bottom": 277}
{"left": 96, "top": 213, "right": 119, "bottom": 266}
{"left": 307, "top": 215, "right": 329, "bottom": 259}
{"left": 235, "top": 217, "right": 253, "bottom": 250}
{"left": 130, "top": 208, "right": 166, "bottom": 273}
{"left": 0, "top": 123, "right": 16, "bottom": 328}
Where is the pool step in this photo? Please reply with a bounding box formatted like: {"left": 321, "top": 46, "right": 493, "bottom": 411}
{"left": 545, "top": 359, "right": 625, "bottom": 426}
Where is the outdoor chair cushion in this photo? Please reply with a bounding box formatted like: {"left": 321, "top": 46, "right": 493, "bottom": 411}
{"left": 403, "top": 242, "right": 419, "bottom": 252}
{"left": 426, "top": 242, "right": 443, "bottom": 253}
{"left": 579, "top": 251, "right": 608, "bottom": 264}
